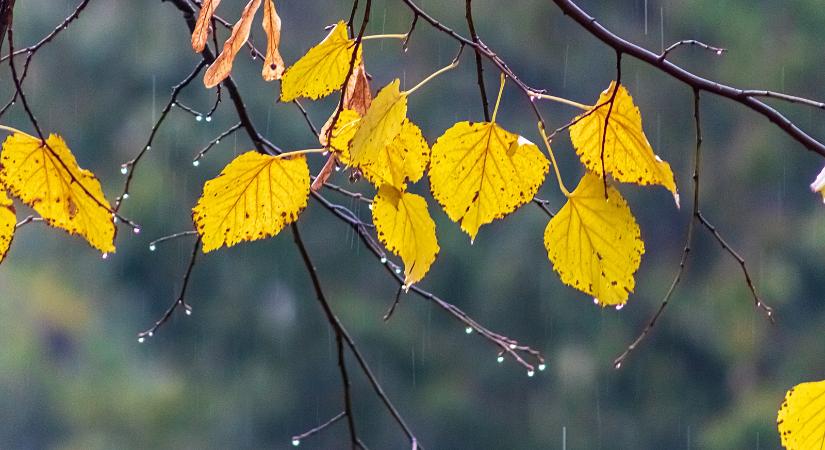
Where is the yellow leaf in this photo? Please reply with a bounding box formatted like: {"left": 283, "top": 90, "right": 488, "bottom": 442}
{"left": 778, "top": 380, "right": 825, "bottom": 450}
{"left": 570, "top": 81, "right": 678, "bottom": 205}
{"left": 0, "top": 132, "right": 115, "bottom": 253}
{"left": 280, "top": 21, "right": 361, "bottom": 102}
{"left": 203, "top": 0, "right": 262, "bottom": 89}
{"left": 429, "top": 121, "right": 549, "bottom": 241}
{"left": 810, "top": 166, "right": 825, "bottom": 203}
{"left": 544, "top": 172, "right": 644, "bottom": 307}
{"left": 373, "top": 184, "right": 439, "bottom": 288}
{"left": 261, "top": 0, "right": 285, "bottom": 81}
{"left": 318, "top": 61, "right": 372, "bottom": 146}
{"left": 0, "top": 190, "right": 15, "bottom": 263}
{"left": 326, "top": 108, "right": 361, "bottom": 151}
{"left": 192, "top": 150, "right": 309, "bottom": 252}
{"left": 331, "top": 110, "right": 429, "bottom": 190}
{"left": 192, "top": 0, "right": 222, "bottom": 52}
{"left": 349, "top": 79, "right": 408, "bottom": 167}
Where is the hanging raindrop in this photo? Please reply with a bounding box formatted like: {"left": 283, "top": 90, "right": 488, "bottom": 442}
{"left": 205, "top": 116, "right": 212, "bottom": 122}
{"left": 120, "top": 165, "right": 129, "bottom": 175}
{"left": 538, "top": 363, "right": 546, "bottom": 371}
{"left": 497, "top": 355, "right": 504, "bottom": 363}
{"left": 138, "top": 337, "right": 145, "bottom": 343}
{"left": 615, "top": 304, "right": 624, "bottom": 311}
{"left": 380, "top": 256, "right": 387, "bottom": 264}
{"left": 291, "top": 439, "right": 300, "bottom": 447}
{"left": 149, "top": 244, "right": 156, "bottom": 252}
{"left": 465, "top": 327, "right": 473, "bottom": 334}
{"left": 193, "top": 160, "right": 200, "bottom": 167}
{"left": 196, "top": 115, "right": 203, "bottom": 122}
{"left": 101, "top": 253, "right": 109, "bottom": 260}
{"left": 133, "top": 227, "right": 141, "bottom": 235}
{"left": 122, "top": 193, "right": 129, "bottom": 200}
{"left": 527, "top": 370, "right": 535, "bottom": 377}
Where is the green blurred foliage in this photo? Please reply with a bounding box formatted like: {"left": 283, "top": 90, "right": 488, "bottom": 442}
{"left": 1, "top": 0, "right": 824, "bottom": 448}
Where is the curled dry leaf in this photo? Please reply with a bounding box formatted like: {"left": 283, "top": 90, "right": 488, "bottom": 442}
{"left": 203, "top": 0, "right": 262, "bottom": 89}
{"left": 261, "top": 0, "right": 284, "bottom": 81}
{"left": 192, "top": 0, "right": 222, "bottom": 52}
{"left": 319, "top": 61, "right": 372, "bottom": 147}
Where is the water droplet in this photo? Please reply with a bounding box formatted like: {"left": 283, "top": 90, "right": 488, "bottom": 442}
{"left": 215, "top": 139, "right": 220, "bottom": 144}
{"left": 380, "top": 256, "right": 387, "bottom": 264}
{"left": 149, "top": 244, "right": 156, "bottom": 252}
{"left": 538, "top": 363, "right": 546, "bottom": 371}
{"left": 615, "top": 304, "right": 624, "bottom": 311}
{"left": 122, "top": 193, "right": 129, "bottom": 200}
{"left": 497, "top": 356, "right": 504, "bottom": 363}
{"left": 147, "top": 331, "right": 154, "bottom": 337}
{"left": 614, "top": 361, "right": 622, "bottom": 370}
{"left": 465, "top": 327, "right": 473, "bottom": 334}
{"left": 334, "top": 166, "right": 341, "bottom": 172}
{"left": 145, "top": 145, "right": 151, "bottom": 151}
{"left": 133, "top": 227, "right": 141, "bottom": 235}
{"left": 509, "top": 344, "right": 517, "bottom": 349}
{"left": 120, "top": 165, "right": 128, "bottom": 175}
{"left": 185, "top": 308, "right": 192, "bottom": 316}
{"left": 196, "top": 115, "right": 203, "bottom": 122}
{"left": 368, "top": 204, "right": 374, "bottom": 210}
{"left": 394, "top": 267, "right": 401, "bottom": 274}
{"left": 192, "top": 160, "right": 200, "bottom": 167}
{"left": 322, "top": 150, "right": 329, "bottom": 156}
{"left": 138, "top": 337, "right": 145, "bottom": 343}
{"left": 101, "top": 253, "right": 109, "bottom": 259}
{"left": 113, "top": 216, "right": 119, "bottom": 224}
{"left": 715, "top": 49, "right": 723, "bottom": 55}
{"left": 593, "top": 297, "right": 600, "bottom": 305}
{"left": 527, "top": 370, "right": 535, "bottom": 377}
{"left": 205, "top": 116, "right": 212, "bottom": 122}
{"left": 292, "top": 439, "right": 300, "bottom": 447}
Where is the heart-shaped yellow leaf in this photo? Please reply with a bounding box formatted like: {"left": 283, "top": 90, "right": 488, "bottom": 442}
{"left": 429, "top": 121, "right": 549, "bottom": 241}
{"left": 329, "top": 109, "right": 429, "bottom": 190}
{"left": 544, "top": 171, "right": 644, "bottom": 307}
{"left": 280, "top": 21, "right": 361, "bottom": 102}
{"left": 1, "top": 132, "right": 115, "bottom": 253}
{"left": 0, "top": 190, "right": 15, "bottom": 263}
{"left": 778, "top": 379, "right": 825, "bottom": 450}
{"left": 349, "top": 79, "right": 408, "bottom": 167}
{"left": 192, "top": 151, "right": 310, "bottom": 252}
{"left": 373, "top": 184, "right": 439, "bottom": 288}
{"left": 570, "top": 81, "right": 678, "bottom": 205}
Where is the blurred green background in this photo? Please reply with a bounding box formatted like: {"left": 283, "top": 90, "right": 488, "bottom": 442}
{"left": 1, "top": 0, "right": 824, "bottom": 448}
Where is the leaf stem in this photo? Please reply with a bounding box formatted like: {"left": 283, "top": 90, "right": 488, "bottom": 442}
{"left": 403, "top": 45, "right": 463, "bottom": 96}
{"left": 529, "top": 91, "right": 591, "bottom": 111}
{"left": 361, "top": 33, "right": 409, "bottom": 40}
{"left": 0, "top": 124, "right": 28, "bottom": 137}
{"left": 490, "top": 73, "right": 506, "bottom": 123}
{"left": 275, "top": 148, "right": 328, "bottom": 159}
{"left": 538, "top": 122, "right": 571, "bottom": 197}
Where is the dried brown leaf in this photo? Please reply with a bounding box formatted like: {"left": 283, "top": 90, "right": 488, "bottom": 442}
{"left": 261, "top": 0, "right": 284, "bottom": 81}
{"left": 192, "top": 0, "right": 222, "bottom": 53}
{"left": 203, "top": 0, "right": 262, "bottom": 89}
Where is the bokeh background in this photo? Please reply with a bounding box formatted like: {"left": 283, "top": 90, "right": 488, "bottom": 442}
{"left": 1, "top": 0, "right": 824, "bottom": 448}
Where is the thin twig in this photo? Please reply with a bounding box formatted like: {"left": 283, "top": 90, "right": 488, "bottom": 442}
{"left": 464, "top": 0, "right": 490, "bottom": 121}
{"left": 138, "top": 237, "right": 201, "bottom": 340}
{"left": 291, "top": 412, "right": 347, "bottom": 446}
{"left": 614, "top": 88, "right": 702, "bottom": 369}
{"left": 659, "top": 39, "right": 725, "bottom": 61}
